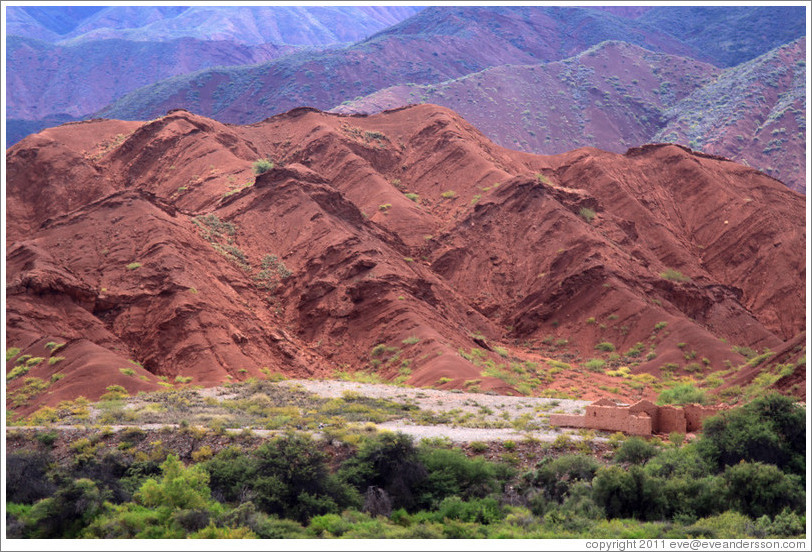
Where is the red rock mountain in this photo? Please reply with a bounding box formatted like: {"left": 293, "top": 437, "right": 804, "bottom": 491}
{"left": 5, "top": 105, "right": 805, "bottom": 416}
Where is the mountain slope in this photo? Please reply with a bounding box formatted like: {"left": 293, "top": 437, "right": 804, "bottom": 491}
{"left": 654, "top": 38, "right": 807, "bottom": 193}
{"left": 6, "top": 105, "right": 804, "bottom": 415}
{"left": 11, "top": 5, "right": 104, "bottom": 37}
{"left": 334, "top": 41, "right": 719, "bottom": 153}
{"left": 638, "top": 5, "right": 806, "bottom": 67}
{"left": 4, "top": 5, "right": 424, "bottom": 147}
{"left": 5, "top": 6, "right": 62, "bottom": 42}
{"left": 94, "top": 6, "right": 702, "bottom": 124}
{"left": 7, "top": 6, "right": 425, "bottom": 46}
{"left": 6, "top": 35, "right": 296, "bottom": 120}
{"left": 335, "top": 39, "right": 806, "bottom": 193}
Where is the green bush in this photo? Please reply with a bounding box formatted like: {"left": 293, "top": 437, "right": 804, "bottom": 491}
{"left": 6, "top": 450, "right": 57, "bottom": 504}
{"left": 339, "top": 432, "right": 426, "bottom": 512}
{"left": 697, "top": 392, "right": 805, "bottom": 475}
{"left": 613, "top": 437, "right": 658, "bottom": 465}
{"left": 657, "top": 475, "right": 723, "bottom": 521}
{"left": 6, "top": 365, "right": 30, "bottom": 380}
{"left": 189, "top": 522, "right": 257, "bottom": 538}
{"left": 250, "top": 433, "right": 358, "bottom": 522}
{"left": 719, "top": 462, "right": 804, "bottom": 519}
{"left": 592, "top": 465, "right": 662, "bottom": 520}
{"left": 136, "top": 455, "right": 211, "bottom": 510}
{"left": 221, "top": 501, "right": 308, "bottom": 538}
{"left": 81, "top": 502, "right": 166, "bottom": 538}
{"left": 594, "top": 342, "right": 615, "bottom": 352}
{"left": 434, "top": 496, "right": 503, "bottom": 525}
{"left": 308, "top": 512, "right": 351, "bottom": 537}
{"left": 660, "top": 269, "right": 690, "bottom": 282}
{"left": 416, "top": 446, "right": 508, "bottom": 509}
{"left": 6, "top": 346, "right": 21, "bottom": 361}
{"left": 753, "top": 508, "right": 806, "bottom": 538}
{"left": 252, "top": 159, "right": 274, "bottom": 175}
{"left": 202, "top": 446, "right": 255, "bottom": 504}
{"left": 687, "top": 511, "right": 753, "bottom": 538}
{"left": 523, "top": 454, "right": 600, "bottom": 504}
{"left": 579, "top": 207, "right": 596, "bottom": 223}
{"left": 656, "top": 384, "right": 707, "bottom": 405}
{"left": 643, "top": 443, "right": 712, "bottom": 479}
{"left": 19, "top": 478, "right": 107, "bottom": 538}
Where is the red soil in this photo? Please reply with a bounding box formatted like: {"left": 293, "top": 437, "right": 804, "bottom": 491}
{"left": 5, "top": 104, "right": 806, "bottom": 416}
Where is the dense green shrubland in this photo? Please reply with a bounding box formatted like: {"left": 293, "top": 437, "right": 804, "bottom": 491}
{"left": 5, "top": 393, "right": 805, "bottom": 539}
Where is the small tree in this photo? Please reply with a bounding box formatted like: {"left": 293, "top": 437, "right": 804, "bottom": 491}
{"left": 698, "top": 392, "right": 805, "bottom": 475}
{"left": 136, "top": 454, "right": 211, "bottom": 510}
{"left": 720, "top": 462, "right": 804, "bottom": 518}
{"left": 613, "top": 436, "right": 658, "bottom": 465}
{"left": 340, "top": 432, "right": 427, "bottom": 512}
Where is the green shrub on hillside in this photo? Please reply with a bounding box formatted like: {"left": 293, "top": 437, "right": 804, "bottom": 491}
{"left": 660, "top": 269, "right": 690, "bottom": 282}
{"left": 656, "top": 384, "right": 707, "bottom": 405}
{"left": 252, "top": 159, "right": 274, "bottom": 175}
{"left": 579, "top": 207, "right": 596, "bottom": 223}
{"left": 595, "top": 342, "right": 616, "bottom": 352}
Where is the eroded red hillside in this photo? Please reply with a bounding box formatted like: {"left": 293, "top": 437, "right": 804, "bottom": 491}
{"left": 5, "top": 105, "right": 806, "bottom": 416}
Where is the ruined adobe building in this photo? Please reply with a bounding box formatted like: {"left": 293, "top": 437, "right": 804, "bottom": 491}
{"left": 549, "top": 398, "right": 720, "bottom": 436}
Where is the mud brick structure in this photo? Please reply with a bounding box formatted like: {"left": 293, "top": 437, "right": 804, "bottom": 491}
{"left": 549, "top": 398, "right": 720, "bottom": 436}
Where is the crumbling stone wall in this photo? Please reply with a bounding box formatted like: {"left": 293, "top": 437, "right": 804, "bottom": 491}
{"left": 550, "top": 398, "right": 720, "bottom": 436}
{"left": 627, "top": 413, "right": 652, "bottom": 436}
{"left": 683, "top": 404, "right": 719, "bottom": 432}
{"left": 547, "top": 414, "right": 588, "bottom": 428}
{"left": 585, "top": 405, "right": 638, "bottom": 433}
{"left": 657, "top": 405, "right": 687, "bottom": 434}
{"left": 629, "top": 400, "right": 660, "bottom": 431}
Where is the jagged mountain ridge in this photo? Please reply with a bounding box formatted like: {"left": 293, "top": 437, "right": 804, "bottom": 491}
{"left": 94, "top": 6, "right": 704, "bottom": 123}
{"left": 6, "top": 35, "right": 296, "bottom": 120}
{"left": 4, "top": 5, "right": 425, "bottom": 146}
{"left": 336, "top": 39, "right": 807, "bottom": 193}
{"left": 7, "top": 5, "right": 426, "bottom": 46}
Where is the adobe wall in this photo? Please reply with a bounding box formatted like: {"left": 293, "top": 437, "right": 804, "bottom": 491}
{"left": 549, "top": 398, "right": 721, "bottom": 436}
{"left": 628, "top": 400, "right": 660, "bottom": 430}
{"left": 627, "top": 414, "right": 653, "bottom": 436}
{"left": 583, "top": 405, "right": 631, "bottom": 432}
{"left": 683, "top": 404, "right": 721, "bottom": 432}
{"left": 656, "top": 405, "right": 687, "bottom": 434}
{"left": 550, "top": 404, "right": 650, "bottom": 435}
{"left": 548, "top": 414, "right": 588, "bottom": 428}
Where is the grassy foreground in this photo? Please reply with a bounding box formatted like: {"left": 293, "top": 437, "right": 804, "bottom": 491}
{"left": 4, "top": 389, "right": 806, "bottom": 539}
